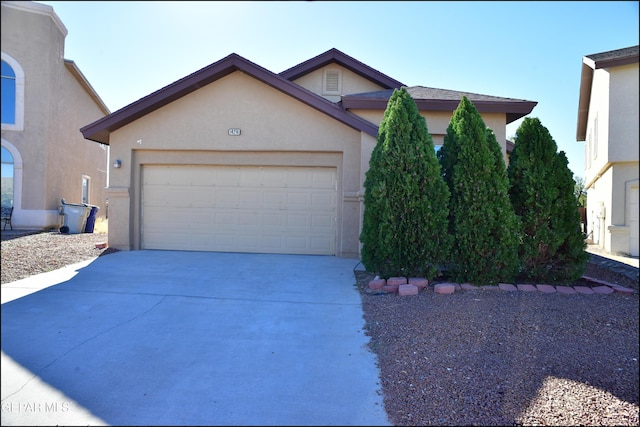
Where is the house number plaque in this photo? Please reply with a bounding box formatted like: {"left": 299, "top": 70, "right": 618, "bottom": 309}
{"left": 228, "top": 128, "right": 241, "bottom": 136}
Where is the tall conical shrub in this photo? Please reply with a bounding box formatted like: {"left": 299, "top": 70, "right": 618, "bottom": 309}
{"left": 507, "top": 117, "right": 588, "bottom": 282}
{"left": 360, "top": 87, "right": 451, "bottom": 279}
{"left": 438, "top": 96, "right": 520, "bottom": 285}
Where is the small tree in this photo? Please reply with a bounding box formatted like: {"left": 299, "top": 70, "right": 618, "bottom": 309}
{"left": 574, "top": 175, "right": 587, "bottom": 208}
{"left": 438, "top": 96, "right": 520, "bottom": 286}
{"left": 507, "top": 117, "right": 588, "bottom": 283}
{"left": 360, "top": 87, "right": 451, "bottom": 279}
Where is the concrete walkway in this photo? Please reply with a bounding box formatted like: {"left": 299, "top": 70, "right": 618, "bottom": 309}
{"left": 586, "top": 245, "right": 639, "bottom": 282}
{"left": 1, "top": 251, "right": 390, "bottom": 426}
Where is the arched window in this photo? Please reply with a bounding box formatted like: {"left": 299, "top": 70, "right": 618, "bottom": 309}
{"left": 1, "top": 60, "right": 16, "bottom": 124}
{"left": 1, "top": 145, "right": 14, "bottom": 207}
{"left": 1, "top": 52, "right": 25, "bottom": 131}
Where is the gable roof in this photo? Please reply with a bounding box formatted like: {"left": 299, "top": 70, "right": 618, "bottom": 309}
{"left": 576, "top": 45, "right": 639, "bottom": 141}
{"left": 341, "top": 86, "right": 537, "bottom": 124}
{"left": 81, "top": 53, "right": 379, "bottom": 144}
{"left": 279, "top": 48, "right": 405, "bottom": 89}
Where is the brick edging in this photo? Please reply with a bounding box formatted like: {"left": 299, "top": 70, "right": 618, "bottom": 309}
{"left": 368, "top": 276, "right": 636, "bottom": 296}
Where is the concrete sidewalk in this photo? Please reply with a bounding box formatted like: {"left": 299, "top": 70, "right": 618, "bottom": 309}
{"left": 1, "top": 251, "right": 390, "bottom": 426}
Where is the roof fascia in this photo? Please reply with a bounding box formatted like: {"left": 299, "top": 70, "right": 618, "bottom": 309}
{"left": 343, "top": 98, "right": 537, "bottom": 124}
{"left": 583, "top": 54, "right": 639, "bottom": 70}
{"left": 64, "top": 60, "right": 110, "bottom": 116}
{"left": 576, "top": 63, "right": 594, "bottom": 141}
{"left": 81, "top": 53, "right": 378, "bottom": 144}
{"left": 279, "top": 48, "right": 405, "bottom": 89}
{"left": 577, "top": 50, "right": 638, "bottom": 141}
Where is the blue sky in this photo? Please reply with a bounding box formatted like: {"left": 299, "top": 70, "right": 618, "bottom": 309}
{"left": 38, "top": 1, "right": 639, "bottom": 178}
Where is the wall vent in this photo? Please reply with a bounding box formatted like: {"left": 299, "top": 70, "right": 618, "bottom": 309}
{"left": 322, "top": 69, "right": 342, "bottom": 94}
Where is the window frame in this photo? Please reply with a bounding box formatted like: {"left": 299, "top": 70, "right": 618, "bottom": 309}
{"left": 0, "top": 52, "right": 25, "bottom": 131}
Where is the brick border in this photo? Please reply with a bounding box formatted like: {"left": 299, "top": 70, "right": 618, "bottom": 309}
{"left": 370, "top": 276, "right": 636, "bottom": 296}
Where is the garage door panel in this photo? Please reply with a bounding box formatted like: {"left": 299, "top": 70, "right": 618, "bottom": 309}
{"left": 143, "top": 165, "right": 337, "bottom": 255}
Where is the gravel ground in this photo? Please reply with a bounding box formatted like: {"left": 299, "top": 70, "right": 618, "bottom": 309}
{"left": 2, "top": 231, "right": 639, "bottom": 425}
{"left": 355, "top": 267, "right": 639, "bottom": 426}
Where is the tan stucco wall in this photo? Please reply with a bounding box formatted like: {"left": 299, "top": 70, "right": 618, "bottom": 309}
{"left": 1, "top": 1, "right": 108, "bottom": 229}
{"left": 583, "top": 61, "right": 639, "bottom": 256}
{"left": 609, "top": 64, "right": 639, "bottom": 162}
{"left": 107, "top": 71, "right": 363, "bottom": 256}
{"left": 349, "top": 109, "right": 509, "bottom": 161}
{"left": 586, "top": 163, "right": 638, "bottom": 256}
{"left": 292, "top": 64, "right": 388, "bottom": 101}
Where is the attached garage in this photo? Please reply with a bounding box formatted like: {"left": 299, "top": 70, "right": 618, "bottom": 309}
{"left": 80, "top": 49, "right": 536, "bottom": 258}
{"left": 142, "top": 165, "right": 337, "bottom": 255}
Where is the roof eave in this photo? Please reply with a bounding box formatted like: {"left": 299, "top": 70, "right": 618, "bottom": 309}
{"left": 576, "top": 63, "right": 594, "bottom": 141}
{"left": 81, "top": 53, "right": 379, "bottom": 144}
{"left": 279, "top": 48, "right": 405, "bottom": 89}
{"left": 343, "top": 98, "right": 537, "bottom": 124}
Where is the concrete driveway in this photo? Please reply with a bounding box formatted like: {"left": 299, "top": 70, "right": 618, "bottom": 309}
{"left": 1, "top": 251, "right": 390, "bottom": 426}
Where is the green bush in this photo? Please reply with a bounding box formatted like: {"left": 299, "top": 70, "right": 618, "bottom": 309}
{"left": 507, "top": 117, "right": 588, "bottom": 282}
{"left": 438, "top": 96, "right": 520, "bottom": 285}
{"left": 360, "top": 88, "right": 452, "bottom": 279}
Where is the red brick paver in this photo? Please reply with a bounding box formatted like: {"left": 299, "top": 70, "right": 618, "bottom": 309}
{"left": 387, "top": 277, "right": 407, "bottom": 286}
{"left": 609, "top": 285, "right": 635, "bottom": 295}
{"left": 434, "top": 283, "right": 455, "bottom": 294}
{"left": 592, "top": 286, "right": 614, "bottom": 294}
{"left": 399, "top": 284, "right": 419, "bottom": 296}
{"left": 537, "top": 284, "right": 556, "bottom": 293}
{"left": 368, "top": 279, "right": 385, "bottom": 290}
{"left": 517, "top": 284, "right": 537, "bottom": 292}
{"left": 408, "top": 278, "right": 429, "bottom": 288}
{"left": 573, "top": 286, "right": 595, "bottom": 295}
{"left": 556, "top": 286, "right": 576, "bottom": 295}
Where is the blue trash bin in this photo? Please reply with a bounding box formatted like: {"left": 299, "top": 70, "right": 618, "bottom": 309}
{"left": 84, "top": 205, "right": 99, "bottom": 233}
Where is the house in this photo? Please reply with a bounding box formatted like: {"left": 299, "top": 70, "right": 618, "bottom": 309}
{"left": 81, "top": 48, "right": 537, "bottom": 257}
{"left": 576, "top": 45, "right": 639, "bottom": 257}
{"left": 1, "top": 1, "right": 109, "bottom": 230}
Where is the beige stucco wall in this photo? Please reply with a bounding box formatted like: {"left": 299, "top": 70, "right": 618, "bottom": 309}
{"left": 349, "top": 108, "right": 509, "bottom": 161}
{"left": 609, "top": 64, "right": 639, "bottom": 162}
{"left": 1, "top": 1, "right": 108, "bottom": 229}
{"left": 584, "top": 61, "right": 639, "bottom": 256}
{"left": 107, "top": 71, "right": 364, "bottom": 256}
{"left": 292, "top": 65, "right": 388, "bottom": 102}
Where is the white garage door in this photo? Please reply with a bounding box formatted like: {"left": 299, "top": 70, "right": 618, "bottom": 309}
{"left": 142, "top": 165, "right": 337, "bottom": 255}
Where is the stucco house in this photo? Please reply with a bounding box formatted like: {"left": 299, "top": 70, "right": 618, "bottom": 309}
{"left": 81, "top": 48, "right": 537, "bottom": 257}
{"left": 1, "top": 1, "right": 109, "bottom": 230}
{"left": 577, "top": 45, "right": 639, "bottom": 257}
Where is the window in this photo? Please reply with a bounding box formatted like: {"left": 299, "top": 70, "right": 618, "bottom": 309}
{"left": 1, "top": 53, "right": 25, "bottom": 131}
{"left": 1, "top": 146, "right": 14, "bottom": 207}
{"left": 1, "top": 60, "right": 16, "bottom": 124}
{"left": 82, "top": 175, "right": 90, "bottom": 204}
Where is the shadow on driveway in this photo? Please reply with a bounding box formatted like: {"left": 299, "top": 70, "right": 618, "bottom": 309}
{"left": 1, "top": 251, "right": 390, "bottom": 426}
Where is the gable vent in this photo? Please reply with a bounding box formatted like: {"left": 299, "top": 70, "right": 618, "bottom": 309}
{"left": 325, "top": 71, "right": 339, "bottom": 92}
{"left": 322, "top": 69, "right": 342, "bottom": 94}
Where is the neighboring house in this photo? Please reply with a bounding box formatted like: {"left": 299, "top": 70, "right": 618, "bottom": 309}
{"left": 81, "top": 48, "right": 537, "bottom": 257}
{"left": 576, "top": 45, "right": 639, "bottom": 257}
{"left": 1, "top": 1, "right": 109, "bottom": 230}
